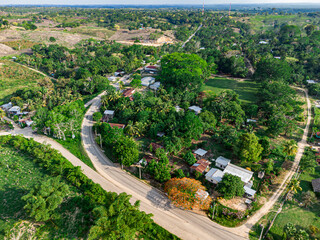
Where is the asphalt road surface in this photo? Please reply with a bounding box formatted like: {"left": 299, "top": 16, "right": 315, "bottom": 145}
{"left": 1, "top": 87, "right": 310, "bottom": 240}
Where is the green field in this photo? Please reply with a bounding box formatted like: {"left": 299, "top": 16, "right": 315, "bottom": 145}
{"left": 241, "top": 15, "right": 317, "bottom": 33}
{"left": 0, "top": 145, "right": 87, "bottom": 239}
{"left": 203, "top": 77, "right": 259, "bottom": 104}
{"left": 0, "top": 60, "right": 48, "bottom": 104}
{"left": 250, "top": 166, "right": 320, "bottom": 240}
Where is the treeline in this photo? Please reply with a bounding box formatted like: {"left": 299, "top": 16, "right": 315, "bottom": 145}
{"left": 17, "top": 40, "right": 163, "bottom": 79}
{"left": 0, "top": 135, "right": 178, "bottom": 240}
{"left": 33, "top": 100, "right": 85, "bottom": 140}
{"left": 185, "top": 15, "right": 320, "bottom": 80}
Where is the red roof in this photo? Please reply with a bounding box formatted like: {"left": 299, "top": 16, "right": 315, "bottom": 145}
{"left": 146, "top": 65, "right": 158, "bottom": 69}
{"left": 190, "top": 159, "right": 211, "bottom": 174}
{"left": 123, "top": 88, "right": 135, "bottom": 98}
{"left": 109, "top": 123, "right": 125, "bottom": 129}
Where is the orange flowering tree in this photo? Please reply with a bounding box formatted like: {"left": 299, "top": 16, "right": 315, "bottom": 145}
{"left": 164, "top": 177, "right": 212, "bottom": 210}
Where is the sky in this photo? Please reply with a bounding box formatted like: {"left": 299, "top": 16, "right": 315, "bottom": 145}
{"left": 1, "top": 0, "right": 320, "bottom": 5}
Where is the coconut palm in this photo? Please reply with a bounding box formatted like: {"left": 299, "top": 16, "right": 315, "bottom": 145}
{"left": 283, "top": 140, "right": 298, "bottom": 160}
{"left": 286, "top": 178, "right": 302, "bottom": 194}
{"left": 101, "top": 95, "right": 109, "bottom": 108}
{"left": 125, "top": 121, "right": 139, "bottom": 137}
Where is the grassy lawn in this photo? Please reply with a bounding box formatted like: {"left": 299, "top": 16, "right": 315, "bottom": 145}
{"left": 203, "top": 77, "right": 259, "bottom": 104}
{"left": 0, "top": 60, "right": 49, "bottom": 104}
{"left": 250, "top": 166, "right": 320, "bottom": 240}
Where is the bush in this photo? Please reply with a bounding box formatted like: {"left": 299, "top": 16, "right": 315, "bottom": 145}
{"left": 49, "top": 37, "right": 56, "bottom": 42}
{"left": 174, "top": 169, "right": 185, "bottom": 178}
{"left": 93, "top": 112, "right": 103, "bottom": 122}
{"left": 184, "top": 151, "right": 196, "bottom": 165}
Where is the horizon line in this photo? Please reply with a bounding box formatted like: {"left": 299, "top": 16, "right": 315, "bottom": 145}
{"left": 1, "top": 3, "right": 320, "bottom": 6}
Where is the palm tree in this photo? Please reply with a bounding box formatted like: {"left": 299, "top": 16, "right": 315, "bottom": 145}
{"left": 286, "top": 179, "right": 302, "bottom": 194}
{"left": 124, "top": 121, "right": 139, "bottom": 137}
{"left": 283, "top": 140, "right": 298, "bottom": 160}
{"left": 101, "top": 95, "right": 108, "bottom": 108}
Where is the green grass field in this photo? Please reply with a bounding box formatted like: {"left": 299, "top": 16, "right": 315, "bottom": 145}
{"left": 0, "top": 146, "right": 46, "bottom": 238}
{"left": 0, "top": 145, "right": 87, "bottom": 239}
{"left": 0, "top": 60, "right": 48, "bottom": 104}
{"left": 203, "top": 77, "right": 259, "bottom": 104}
{"left": 250, "top": 166, "right": 320, "bottom": 240}
{"left": 240, "top": 14, "right": 318, "bottom": 33}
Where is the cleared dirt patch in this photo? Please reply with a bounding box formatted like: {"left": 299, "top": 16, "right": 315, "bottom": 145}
{"left": 0, "top": 28, "right": 100, "bottom": 48}
{"left": 0, "top": 43, "right": 16, "bottom": 56}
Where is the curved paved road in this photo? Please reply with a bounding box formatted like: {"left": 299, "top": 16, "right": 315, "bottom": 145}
{"left": 81, "top": 93, "right": 244, "bottom": 240}
{"left": 0, "top": 88, "right": 310, "bottom": 240}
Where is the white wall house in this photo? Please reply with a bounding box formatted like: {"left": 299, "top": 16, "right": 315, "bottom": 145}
{"left": 215, "top": 156, "right": 231, "bottom": 169}
{"left": 206, "top": 159, "right": 257, "bottom": 198}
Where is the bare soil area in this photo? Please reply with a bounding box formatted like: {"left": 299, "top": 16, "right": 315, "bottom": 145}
{"left": 0, "top": 43, "right": 16, "bottom": 56}
{"left": 109, "top": 28, "right": 175, "bottom": 46}
{"left": 0, "top": 27, "right": 100, "bottom": 48}
{"left": 219, "top": 197, "right": 248, "bottom": 211}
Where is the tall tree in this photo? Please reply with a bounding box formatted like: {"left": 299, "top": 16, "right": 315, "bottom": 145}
{"left": 216, "top": 174, "right": 245, "bottom": 199}
{"left": 160, "top": 52, "right": 208, "bottom": 94}
{"left": 236, "top": 132, "right": 263, "bottom": 163}
{"left": 282, "top": 140, "right": 298, "bottom": 161}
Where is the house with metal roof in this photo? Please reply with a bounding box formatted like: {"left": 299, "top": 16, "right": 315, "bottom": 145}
{"left": 194, "top": 148, "right": 208, "bottom": 158}
{"left": 206, "top": 161, "right": 256, "bottom": 198}
{"left": 224, "top": 163, "right": 253, "bottom": 184}
{"left": 149, "top": 81, "right": 161, "bottom": 91}
{"left": 190, "top": 159, "right": 211, "bottom": 174}
{"left": 215, "top": 156, "right": 231, "bottom": 169}
{"left": 1, "top": 102, "right": 12, "bottom": 111}
{"left": 188, "top": 106, "right": 202, "bottom": 115}
{"left": 141, "top": 77, "right": 155, "bottom": 87}
{"left": 205, "top": 168, "right": 224, "bottom": 184}
{"left": 307, "top": 80, "right": 316, "bottom": 84}
{"left": 8, "top": 106, "right": 21, "bottom": 115}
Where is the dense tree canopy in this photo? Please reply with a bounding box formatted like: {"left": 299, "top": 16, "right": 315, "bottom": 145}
{"left": 216, "top": 174, "right": 245, "bottom": 199}
{"left": 160, "top": 52, "right": 208, "bottom": 94}
{"left": 164, "top": 178, "right": 212, "bottom": 210}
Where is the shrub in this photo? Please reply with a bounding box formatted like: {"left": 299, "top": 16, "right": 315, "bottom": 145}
{"left": 93, "top": 112, "right": 103, "bottom": 122}
{"left": 184, "top": 151, "right": 196, "bottom": 165}
{"left": 49, "top": 37, "right": 56, "bottom": 42}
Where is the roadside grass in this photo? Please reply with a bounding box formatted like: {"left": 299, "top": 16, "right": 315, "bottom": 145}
{"left": 0, "top": 60, "right": 48, "bottom": 104}
{"left": 203, "top": 77, "right": 259, "bottom": 104}
{"left": 250, "top": 166, "right": 320, "bottom": 240}
{"left": 56, "top": 136, "right": 95, "bottom": 169}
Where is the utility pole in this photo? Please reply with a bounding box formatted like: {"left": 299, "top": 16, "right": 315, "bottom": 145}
{"left": 229, "top": 3, "right": 231, "bottom": 17}
{"left": 211, "top": 202, "right": 216, "bottom": 220}
{"left": 258, "top": 224, "right": 264, "bottom": 240}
